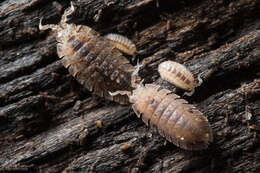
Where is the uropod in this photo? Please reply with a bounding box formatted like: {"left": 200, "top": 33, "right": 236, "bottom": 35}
{"left": 39, "top": 2, "right": 136, "bottom": 104}
{"left": 158, "top": 60, "right": 203, "bottom": 96}
{"left": 110, "top": 65, "right": 213, "bottom": 150}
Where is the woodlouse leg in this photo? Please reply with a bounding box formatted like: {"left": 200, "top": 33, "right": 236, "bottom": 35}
{"left": 197, "top": 71, "right": 204, "bottom": 87}
{"left": 183, "top": 90, "right": 194, "bottom": 97}
{"left": 131, "top": 60, "right": 143, "bottom": 88}
{"left": 60, "top": 1, "right": 75, "bottom": 26}
{"left": 183, "top": 71, "right": 204, "bottom": 96}
{"left": 109, "top": 91, "right": 131, "bottom": 97}
{"left": 131, "top": 54, "right": 136, "bottom": 62}
{"left": 39, "top": 18, "right": 58, "bottom": 31}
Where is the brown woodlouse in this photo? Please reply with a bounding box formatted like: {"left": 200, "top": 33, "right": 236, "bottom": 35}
{"left": 111, "top": 65, "right": 213, "bottom": 150}
{"left": 39, "top": 2, "right": 135, "bottom": 104}
{"left": 104, "top": 33, "right": 137, "bottom": 56}
{"left": 158, "top": 60, "right": 202, "bottom": 96}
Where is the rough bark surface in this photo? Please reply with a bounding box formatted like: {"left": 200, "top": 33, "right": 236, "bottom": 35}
{"left": 0, "top": 0, "right": 259, "bottom": 172}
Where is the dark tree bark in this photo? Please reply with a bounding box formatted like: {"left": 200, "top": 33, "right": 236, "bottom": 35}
{"left": 0, "top": 0, "right": 259, "bottom": 172}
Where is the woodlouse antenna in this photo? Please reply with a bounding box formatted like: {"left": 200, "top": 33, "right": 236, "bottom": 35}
{"left": 39, "top": 1, "right": 75, "bottom": 31}
{"left": 60, "top": 1, "right": 75, "bottom": 27}
{"left": 39, "top": 17, "right": 59, "bottom": 31}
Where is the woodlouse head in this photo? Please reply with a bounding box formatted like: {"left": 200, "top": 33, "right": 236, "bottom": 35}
{"left": 39, "top": 2, "right": 80, "bottom": 43}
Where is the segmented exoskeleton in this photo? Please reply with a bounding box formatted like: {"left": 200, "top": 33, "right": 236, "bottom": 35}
{"left": 110, "top": 65, "right": 213, "bottom": 150}
{"left": 39, "top": 2, "right": 135, "bottom": 104}
{"left": 104, "top": 33, "right": 137, "bottom": 56}
{"left": 158, "top": 60, "right": 203, "bottom": 96}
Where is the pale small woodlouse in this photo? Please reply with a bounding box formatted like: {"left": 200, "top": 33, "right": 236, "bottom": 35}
{"left": 158, "top": 60, "right": 202, "bottom": 96}
{"left": 110, "top": 65, "right": 213, "bottom": 150}
{"left": 39, "top": 2, "right": 136, "bottom": 104}
{"left": 104, "top": 33, "right": 137, "bottom": 56}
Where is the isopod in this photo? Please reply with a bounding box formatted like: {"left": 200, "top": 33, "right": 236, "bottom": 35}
{"left": 104, "top": 33, "right": 137, "bottom": 56}
{"left": 158, "top": 60, "right": 202, "bottom": 95}
{"left": 39, "top": 2, "right": 136, "bottom": 104}
{"left": 110, "top": 65, "right": 213, "bottom": 150}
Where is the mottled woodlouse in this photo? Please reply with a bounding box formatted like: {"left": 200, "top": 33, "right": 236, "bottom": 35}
{"left": 111, "top": 65, "right": 213, "bottom": 150}
{"left": 39, "top": 2, "right": 136, "bottom": 104}
{"left": 158, "top": 60, "right": 202, "bottom": 95}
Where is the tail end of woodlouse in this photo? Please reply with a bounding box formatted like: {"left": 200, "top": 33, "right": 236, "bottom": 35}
{"left": 175, "top": 116, "right": 214, "bottom": 151}
{"left": 190, "top": 118, "right": 213, "bottom": 150}
{"left": 191, "top": 126, "right": 213, "bottom": 151}
{"left": 176, "top": 132, "right": 213, "bottom": 151}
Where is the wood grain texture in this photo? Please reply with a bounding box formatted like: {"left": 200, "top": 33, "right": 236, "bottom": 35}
{"left": 0, "top": 0, "right": 259, "bottom": 172}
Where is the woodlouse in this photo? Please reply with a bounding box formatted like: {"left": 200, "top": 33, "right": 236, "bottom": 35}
{"left": 158, "top": 60, "right": 202, "bottom": 95}
{"left": 39, "top": 2, "right": 135, "bottom": 104}
{"left": 104, "top": 33, "right": 137, "bottom": 56}
{"left": 110, "top": 65, "right": 213, "bottom": 150}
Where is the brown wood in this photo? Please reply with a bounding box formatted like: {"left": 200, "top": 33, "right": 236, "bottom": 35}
{"left": 0, "top": 0, "right": 259, "bottom": 172}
